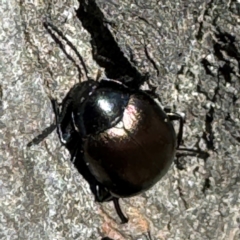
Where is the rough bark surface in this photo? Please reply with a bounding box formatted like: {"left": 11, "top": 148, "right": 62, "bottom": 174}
{"left": 0, "top": 0, "right": 239, "bottom": 240}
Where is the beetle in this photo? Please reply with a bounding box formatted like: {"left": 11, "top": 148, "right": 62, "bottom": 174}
{"left": 25, "top": 21, "right": 185, "bottom": 224}
{"left": 51, "top": 76, "right": 184, "bottom": 224}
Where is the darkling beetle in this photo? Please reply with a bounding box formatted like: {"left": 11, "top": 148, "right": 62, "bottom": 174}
{"left": 51, "top": 77, "right": 184, "bottom": 224}
{"left": 28, "top": 21, "right": 184, "bottom": 224}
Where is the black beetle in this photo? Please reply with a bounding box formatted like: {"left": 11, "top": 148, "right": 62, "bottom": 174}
{"left": 51, "top": 76, "right": 184, "bottom": 224}
{"left": 23, "top": 19, "right": 187, "bottom": 226}
{"left": 25, "top": 21, "right": 185, "bottom": 225}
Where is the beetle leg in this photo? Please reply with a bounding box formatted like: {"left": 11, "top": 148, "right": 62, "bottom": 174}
{"left": 27, "top": 97, "right": 72, "bottom": 147}
{"left": 163, "top": 106, "right": 172, "bottom": 113}
{"left": 27, "top": 123, "right": 56, "bottom": 147}
{"left": 74, "top": 154, "right": 129, "bottom": 224}
{"left": 90, "top": 184, "right": 129, "bottom": 223}
{"left": 27, "top": 86, "right": 79, "bottom": 147}
{"left": 93, "top": 185, "right": 112, "bottom": 202}
{"left": 146, "top": 231, "right": 153, "bottom": 240}
{"left": 167, "top": 112, "right": 185, "bottom": 148}
{"left": 51, "top": 98, "right": 75, "bottom": 146}
{"left": 70, "top": 145, "right": 112, "bottom": 202}
{"left": 144, "top": 89, "right": 159, "bottom": 99}
{"left": 113, "top": 198, "right": 128, "bottom": 224}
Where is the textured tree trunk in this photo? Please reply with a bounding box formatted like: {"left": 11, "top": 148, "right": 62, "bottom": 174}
{"left": 0, "top": 0, "right": 239, "bottom": 239}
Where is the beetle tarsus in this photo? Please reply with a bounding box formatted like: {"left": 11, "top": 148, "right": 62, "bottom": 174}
{"left": 167, "top": 112, "right": 184, "bottom": 148}
{"left": 113, "top": 198, "right": 128, "bottom": 224}
{"left": 146, "top": 231, "right": 153, "bottom": 240}
{"left": 26, "top": 123, "right": 56, "bottom": 147}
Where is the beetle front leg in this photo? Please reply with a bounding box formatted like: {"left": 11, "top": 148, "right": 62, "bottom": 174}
{"left": 51, "top": 98, "right": 73, "bottom": 145}
{"left": 27, "top": 97, "right": 74, "bottom": 148}
{"left": 27, "top": 123, "right": 57, "bottom": 147}
{"left": 167, "top": 112, "right": 184, "bottom": 148}
{"left": 27, "top": 89, "right": 77, "bottom": 148}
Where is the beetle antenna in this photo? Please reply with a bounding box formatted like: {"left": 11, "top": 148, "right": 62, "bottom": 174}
{"left": 112, "top": 198, "right": 128, "bottom": 224}
{"left": 43, "top": 20, "right": 89, "bottom": 81}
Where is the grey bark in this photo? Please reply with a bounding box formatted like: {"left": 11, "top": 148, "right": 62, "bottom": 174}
{"left": 0, "top": 0, "right": 239, "bottom": 239}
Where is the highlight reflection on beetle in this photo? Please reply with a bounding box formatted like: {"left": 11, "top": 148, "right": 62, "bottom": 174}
{"left": 52, "top": 78, "right": 184, "bottom": 223}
